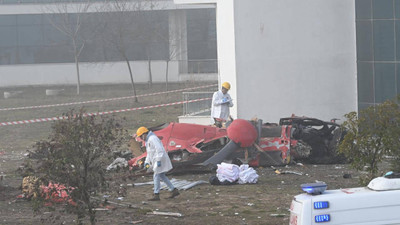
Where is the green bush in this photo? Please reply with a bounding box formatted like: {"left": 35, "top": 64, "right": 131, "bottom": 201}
{"left": 339, "top": 100, "right": 400, "bottom": 185}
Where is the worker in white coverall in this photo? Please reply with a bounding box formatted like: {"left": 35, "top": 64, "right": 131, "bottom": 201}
{"left": 136, "top": 127, "right": 179, "bottom": 201}
{"left": 211, "top": 82, "right": 234, "bottom": 128}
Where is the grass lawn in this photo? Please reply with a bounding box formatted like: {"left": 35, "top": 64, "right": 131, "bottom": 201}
{"left": 0, "top": 82, "right": 216, "bottom": 174}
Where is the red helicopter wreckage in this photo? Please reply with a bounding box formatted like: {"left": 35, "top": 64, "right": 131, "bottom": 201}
{"left": 128, "top": 116, "right": 346, "bottom": 173}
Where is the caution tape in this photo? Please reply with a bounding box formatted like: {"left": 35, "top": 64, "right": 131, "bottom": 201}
{"left": 0, "top": 98, "right": 212, "bottom": 127}
{"left": 0, "top": 84, "right": 217, "bottom": 112}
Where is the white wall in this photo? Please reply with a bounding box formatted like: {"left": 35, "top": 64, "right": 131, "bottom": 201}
{"left": 214, "top": 0, "right": 238, "bottom": 119}
{"left": 231, "top": 0, "right": 357, "bottom": 122}
{"left": 0, "top": 60, "right": 215, "bottom": 87}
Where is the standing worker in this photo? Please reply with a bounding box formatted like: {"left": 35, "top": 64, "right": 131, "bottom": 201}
{"left": 136, "top": 127, "right": 180, "bottom": 201}
{"left": 211, "top": 82, "right": 234, "bottom": 127}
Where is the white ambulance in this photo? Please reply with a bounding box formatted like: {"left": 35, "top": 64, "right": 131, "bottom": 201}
{"left": 289, "top": 176, "right": 400, "bottom": 225}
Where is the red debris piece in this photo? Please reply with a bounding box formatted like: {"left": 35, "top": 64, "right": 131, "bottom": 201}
{"left": 40, "top": 182, "right": 76, "bottom": 206}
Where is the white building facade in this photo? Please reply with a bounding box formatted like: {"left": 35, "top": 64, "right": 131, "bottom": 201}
{"left": 177, "top": 0, "right": 359, "bottom": 122}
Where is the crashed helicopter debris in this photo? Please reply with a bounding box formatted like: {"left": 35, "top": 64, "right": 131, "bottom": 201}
{"left": 128, "top": 115, "right": 346, "bottom": 173}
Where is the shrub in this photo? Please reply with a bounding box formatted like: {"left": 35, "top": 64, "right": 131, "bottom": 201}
{"left": 25, "top": 109, "right": 128, "bottom": 225}
{"left": 339, "top": 100, "right": 400, "bottom": 185}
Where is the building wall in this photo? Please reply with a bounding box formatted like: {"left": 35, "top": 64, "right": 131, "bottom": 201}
{"left": 0, "top": 2, "right": 218, "bottom": 87}
{"left": 0, "top": 61, "right": 169, "bottom": 87}
{"left": 232, "top": 0, "right": 357, "bottom": 122}
{"left": 0, "top": 60, "right": 217, "bottom": 87}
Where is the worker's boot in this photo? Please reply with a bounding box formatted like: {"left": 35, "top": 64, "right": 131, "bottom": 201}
{"left": 167, "top": 188, "right": 180, "bottom": 199}
{"left": 148, "top": 193, "right": 160, "bottom": 201}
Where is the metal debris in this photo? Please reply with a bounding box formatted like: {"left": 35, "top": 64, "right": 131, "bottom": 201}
{"left": 343, "top": 174, "right": 352, "bottom": 179}
{"left": 106, "top": 157, "right": 128, "bottom": 171}
{"left": 94, "top": 208, "right": 109, "bottom": 211}
{"left": 128, "top": 220, "right": 143, "bottom": 224}
{"left": 147, "top": 211, "right": 183, "bottom": 217}
{"left": 91, "top": 197, "right": 140, "bottom": 209}
{"left": 134, "top": 178, "right": 207, "bottom": 190}
{"left": 274, "top": 170, "right": 303, "bottom": 176}
{"left": 280, "top": 171, "right": 303, "bottom": 176}
{"left": 270, "top": 213, "right": 286, "bottom": 217}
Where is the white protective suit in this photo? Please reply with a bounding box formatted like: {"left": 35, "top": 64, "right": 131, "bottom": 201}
{"left": 144, "top": 131, "right": 173, "bottom": 174}
{"left": 211, "top": 90, "right": 234, "bottom": 122}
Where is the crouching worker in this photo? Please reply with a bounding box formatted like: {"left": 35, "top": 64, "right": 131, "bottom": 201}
{"left": 136, "top": 126, "right": 180, "bottom": 201}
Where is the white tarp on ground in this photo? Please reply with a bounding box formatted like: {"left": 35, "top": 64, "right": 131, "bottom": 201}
{"left": 216, "top": 162, "right": 240, "bottom": 183}
{"left": 238, "top": 164, "right": 259, "bottom": 184}
{"left": 216, "top": 163, "right": 259, "bottom": 184}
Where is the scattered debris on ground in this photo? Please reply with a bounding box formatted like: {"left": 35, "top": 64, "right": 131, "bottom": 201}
{"left": 133, "top": 178, "right": 208, "bottom": 191}
{"left": 147, "top": 211, "right": 183, "bottom": 217}
{"left": 107, "top": 157, "right": 128, "bottom": 171}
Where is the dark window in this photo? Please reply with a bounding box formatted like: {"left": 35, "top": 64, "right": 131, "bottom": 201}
{"left": 357, "top": 62, "right": 374, "bottom": 103}
{"left": 356, "top": 21, "right": 373, "bottom": 61}
{"left": 356, "top": 0, "right": 372, "bottom": 19}
{"left": 0, "top": 26, "right": 17, "bottom": 47}
{"left": 374, "top": 63, "right": 396, "bottom": 103}
{"left": 0, "top": 47, "right": 17, "bottom": 64}
{"left": 395, "top": 0, "right": 400, "bottom": 19}
{"left": 396, "top": 21, "right": 400, "bottom": 60}
{"left": 18, "top": 25, "right": 44, "bottom": 46}
{"left": 373, "top": 20, "right": 394, "bottom": 61}
{"left": 0, "top": 9, "right": 216, "bottom": 68}
{"left": 17, "top": 14, "right": 42, "bottom": 25}
{"left": 187, "top": 8, "right": 217, "bottom": 60}
{"left": 0, "top": 15, "right": 16, "bottom": 26}
{"left": 397, "top": 63, "right": 400, "bottom": 95}
{"left": 34, "top": 45, "right": 73, "bottom": 63}
{"left": 373, "top": 0, "right": 394, "bottom": 19}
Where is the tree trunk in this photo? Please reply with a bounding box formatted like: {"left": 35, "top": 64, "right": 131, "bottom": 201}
{"left": 75, "top": 55, "right": 81, "bottom": 95}
{"left": 165, "top": 60, "right": 169, "bottom": 91}
{"left": 125, "top": 58, "right": 138, "bottom": 102}
{"left": 73, "top": 40, "right": 81, "bottom": 95}
{"left": 147, "top": 59, "right": 153, "bottom": 89}
{"left": 89, "top": 205, "right": 96, "bottom": 225}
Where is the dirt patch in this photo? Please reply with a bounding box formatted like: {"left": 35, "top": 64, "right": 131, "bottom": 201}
{"left": 0, "top": 163, "right": 362, "bottom": 225}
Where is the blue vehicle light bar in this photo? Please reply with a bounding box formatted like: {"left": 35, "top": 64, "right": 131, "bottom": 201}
{"left": 314, "top": 201, "right": 329, "bottom": 209}
{"left": 315, "top": 214, "right": 330, "bottom": 223}
{"left": 300, "top": 183, "right": 327, "bottom": 195}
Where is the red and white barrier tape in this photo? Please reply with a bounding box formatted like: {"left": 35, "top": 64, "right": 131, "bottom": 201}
{"left": 0, "top": 84, "right": 217, "bottom": 112}
{"left": 0, "top": 98, "right": 211, "bottom": 127}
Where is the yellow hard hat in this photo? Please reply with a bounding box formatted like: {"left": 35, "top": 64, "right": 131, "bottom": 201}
{"left": 222, "top": 82, "right": 231, "bottom": 90}
{"left": 136, "top": 126, "right": 149, "bottom": 137}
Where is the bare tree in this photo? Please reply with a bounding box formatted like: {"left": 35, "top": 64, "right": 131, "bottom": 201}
{"left": 134, "top": 1, "right": 167, "bottom": 89}
{"left": 150, "top": 10, "right": 187, "bottom": 91}
{"left": 97, "top": 1, "right": 150, "bottom": 102}
{"left": 97, "top": 0, "right": 165, "bottom": 98}
{"left": 43, "top": 1, "right": 93, "bottom": 95}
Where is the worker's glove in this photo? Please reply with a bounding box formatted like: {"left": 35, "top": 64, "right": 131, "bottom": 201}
{"left": 144, "top": 163, "right": 150, "bottom": 169}
{"left": 222, "top": 97, "right": 229, "bottom": 103}
{"left": 157, "top": 161, "right": 161, "bottom": 167}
